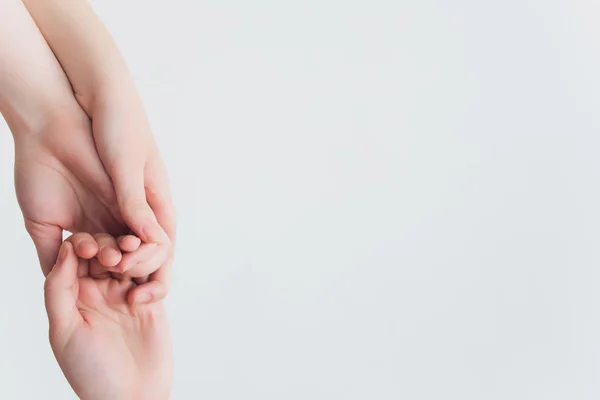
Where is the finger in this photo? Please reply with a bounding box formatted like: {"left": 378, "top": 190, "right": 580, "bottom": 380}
{"left": 77, "top": 255, "right": 90, "bottom": 278}
{"left": 110, "top": 271, "right": 130, "bottom": 282}
{"left": 117, "top": 235, "right": 142, "bottom": 253}
{"left": 111, "top": 162, "right": 169, "bottom": 244}
{"left": 93, "top": 233, "right": 122, "bottom": 268}
{"left": 115, "top": 241, "right": 169, "bottom": 277}
{"left": 145, "top": 155, "right": 176, "bottom": 244}
{"left": 128, "top": 280, "right": 167, "bottom": 305}
{"left": 44, "top": 242, "right": 81, "bottom": 337}
{"left": 61, "top": 124, "right": 122, "bottom": 222}
{"left": 114, "top": 242, "right": 157, "bottom": 273}
{"left": 122, "top": 243, "right": 170, "bottom": 278}
{"left": 131, "top": 251, "right": 173, "bottom": 304}
{"left": 133, "top": 275, "right": 149, "bottom": 285}
{"left": 25, "top": 219, "right": 63, "bottom": 277}
{"left": 144, "top": 155, "right": 176, "bottom": 300}
{"left": 150, "top": 252, "right": 173, "bottom": 294}
{"left": 89, "top": 258, "right": 112, "bottom": 279}
{"left": 66, "top": 232, "right": 99, "bottom": 260}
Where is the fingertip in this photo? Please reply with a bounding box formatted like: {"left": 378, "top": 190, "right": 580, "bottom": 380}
{"left": 79, "top": 244, "right": 98, "bottom": 259}
{"left": 57, "top": 241, "right": 71, "bottom": 264}
{"left": 116, "top": 242, "right": 165, "bottom": 278}
{"left": 57, "top": 241, "right": 79, "bottom": 267}
{"left": 46, "top": 241, "right": 78, "bottom": 288}
{"left": 99, "top": 246, "right": 122, "bottom": 268}
{"left": 117, "top": 235, "right": 142, "bottom": 252}
{"left": 70, "top": 233, "right": 99, "bottom": 259}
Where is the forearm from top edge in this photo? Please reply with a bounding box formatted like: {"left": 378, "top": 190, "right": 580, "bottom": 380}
{"left": 0, "top": 0, "right": 80, "bottom": 136}
{"left": 22, "top": 0, "right": 139, "bottom": 115}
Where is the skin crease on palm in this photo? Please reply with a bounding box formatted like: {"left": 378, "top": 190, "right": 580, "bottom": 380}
{"left": 46, "top": 239, "right": 172, "bottom": 400}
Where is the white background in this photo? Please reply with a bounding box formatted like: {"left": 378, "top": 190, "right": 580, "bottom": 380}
{"left": 3, "top": 0, "right": 600, "bottom": 398}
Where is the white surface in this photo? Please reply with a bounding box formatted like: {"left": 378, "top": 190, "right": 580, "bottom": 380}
{"left": 2, "top": 0, "right": 600, "bottom": 398}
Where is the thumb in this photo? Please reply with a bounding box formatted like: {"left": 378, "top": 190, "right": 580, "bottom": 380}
{"left": 44, "top": 242, "right": 79, "bottom": 335}
{"left": 112, "top": 165, "right": 167, "bottom": 244}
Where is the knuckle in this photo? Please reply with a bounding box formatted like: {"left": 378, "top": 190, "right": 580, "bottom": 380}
{"left": 93, "top": 232, "right": 113, "bottom": 242}
{"left": 122, "top": 198, "right": 151, "bottom": 223}
{"left": 124, "top": 198, "right": 149, "bottom": 213}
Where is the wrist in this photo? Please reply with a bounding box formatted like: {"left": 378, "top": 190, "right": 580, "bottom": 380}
{"left": 80, "top": 75, "right": 140, "bottom": 116}
{"left": 77, "top": 70, "right": 137, "bottom": 116}
{"left": 5, "top": 102, "right": 90, "bottom": 146}
{"left": 1, "top": 101, "right": 67, "bottom": 139}
{"left": 90, "top": 83, "right": 150, "bottom": 130}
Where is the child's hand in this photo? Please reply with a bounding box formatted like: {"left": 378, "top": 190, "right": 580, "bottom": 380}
{"left": 44, "top": 239, "right": 172, "bottom": 400}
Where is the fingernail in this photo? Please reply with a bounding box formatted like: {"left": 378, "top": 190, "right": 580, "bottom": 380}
{"left": 134, "top": 292, "right": 153, "bottom": 304}
{"left": 143, "top": 224, "right": 164, "bottom": 243}
{"left": 119, "top": 261, "right": 132, "bottom": 272}
{"left": 57, "top": 243, "right": 69, "bottom": 263}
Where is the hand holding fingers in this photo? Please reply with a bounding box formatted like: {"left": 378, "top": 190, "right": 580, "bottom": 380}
{"left": 115, "top": 240, "right": 171, "bottom": 278}
{"left": 117, "top": 234, "right": 142, "bottom": 253}
{"left": 88, "top": 233, "right": 144, "bottom": 279}
{"left": 126, "top": 153, "right": 176, "bottom": 304}
{"left": 128, "top": 254, "right": 172, "bottom": 304}
{"left": 93, "top": 233, "right": 122, "bottom": 268}
{"left": 67, "top": 232, "right": 99, "bottom": 260}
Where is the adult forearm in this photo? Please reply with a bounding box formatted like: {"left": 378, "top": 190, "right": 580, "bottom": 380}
{"left": 22, "top": 0, "right": 142, "bottom": 115}
{"left": 0, "top": 0, "right": 77, "bottom": 136}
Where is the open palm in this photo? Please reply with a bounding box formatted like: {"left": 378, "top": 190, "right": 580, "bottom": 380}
{"left": 45, "top": 240, "right": 172, "bottom": 400}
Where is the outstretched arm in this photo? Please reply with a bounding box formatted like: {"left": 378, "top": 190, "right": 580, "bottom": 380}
{"left": 22, "top": 0, "right": 176, "bottom": 246}
{"left": 0, "top": 0, "right": 100, "bottom": 273}
{"left": 0, "top": 0, "right": 165, "bottom": 289}
{"left": 23, "top": 0, "right": 176, "bottom": 300}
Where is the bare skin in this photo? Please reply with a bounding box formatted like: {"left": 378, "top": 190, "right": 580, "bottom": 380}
{"left": 0, "top": 0, "right": 173, "bottom": 302}
{"left": 1, "top": 1, "right": 174, "bottom": 397}
{"left": 45, "top": 239, "right": 172, "bottom": 400}
{"left": 22, "top": 0, "right": 177, "bottom": 294}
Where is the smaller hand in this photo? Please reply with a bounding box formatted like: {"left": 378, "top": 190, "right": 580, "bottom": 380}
{"left": 45, "top": 239, "right": 172, "bottom": 400}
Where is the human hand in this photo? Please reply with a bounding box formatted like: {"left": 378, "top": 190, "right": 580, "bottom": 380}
{"left": 14, "top": 112, "right": 171, "bottom": 302}
{"left": 91, "top": 98, "right": 176, "bottom": 297}
{"left": 1, "top": 0, "right": 172, "bottom": 300}
{"left": 18, "top": 0, "right": 177, "bottom": 300}
{"left": 44, "top": 239, "right": 172, "bottom": 400}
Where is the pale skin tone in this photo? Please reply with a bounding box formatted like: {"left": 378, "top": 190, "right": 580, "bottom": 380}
{"left": 46, "top": 238, "right": 172, "bottom": 400}
{"left": 1, "top": 0, "right": 176, "bottom": 299}
{"left": 0, "top": 0, "right": 174, "bottom": 397}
